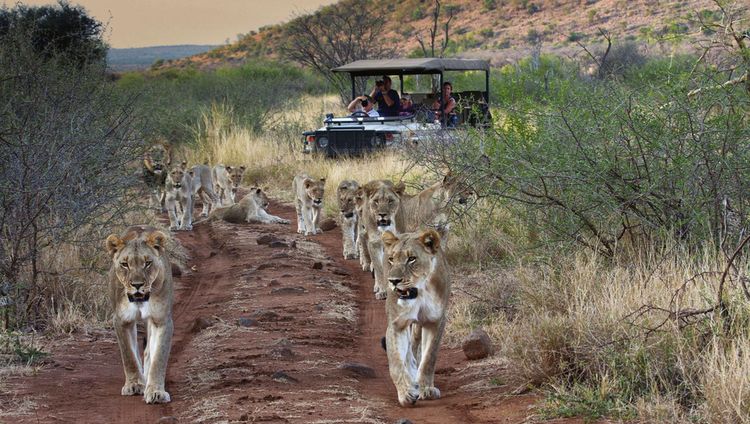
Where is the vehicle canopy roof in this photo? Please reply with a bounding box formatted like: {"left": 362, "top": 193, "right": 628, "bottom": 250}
{"left": 332, "top": 58, "right": 489, "bottom": 76}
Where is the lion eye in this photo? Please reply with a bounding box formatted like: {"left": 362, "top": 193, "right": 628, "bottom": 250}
{"left": 407, "top": 256, "right": 417, "bottom": 264}
{"left": 144, "top": 261, "right": 152, "bottom": 269}
{"left": 120, "top": 262, "right": 129, "bottom": 269}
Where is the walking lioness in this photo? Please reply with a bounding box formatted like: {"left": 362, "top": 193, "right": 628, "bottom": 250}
{"left": 337, "top": 180, "right": 359, "bottom": 260}
{"left": 105, "top": 226, "right": 174, "bottom": 404}
{"left": 382, "top": 229, "right": 450, "bottom": 407}
{"left": 293, "top": 173, "right": 325, "bottom": 235}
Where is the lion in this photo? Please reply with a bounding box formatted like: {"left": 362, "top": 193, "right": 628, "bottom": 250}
{"left": 355, "top": 187, "right": 372, "bottom": 272}
{"left": 188, "top": 163, "right": 219, "bottom": 217}
{"left": 204, "top": 187, "right": 289, "bottom": 225}
{"left": 142, "top": 143, "right": 171, "bottom": 212}
{"left": 213, "top": 164, "right": 246, "bottom": 206}
{"left": 105, "top": 226, "right": 173, "bottom": 404}
{"left": 382, "top": 228, "right": 450, "bottom": 407}
{"left": 358, "top": 180, "right": 406, "bottom": 300}
{"left": 337, "top": 180, "right": 359, "bottom": 260}
{"left": 401, "top": 172, "right": 474, "bottom": 234}
{"left": 165, "top": 165, "right": 194, "bottom": 231}
{"left": 293, "top": 173, "right": 326, "bottom": 236}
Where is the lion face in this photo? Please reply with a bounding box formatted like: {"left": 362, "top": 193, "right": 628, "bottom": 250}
{"left": 382, "top": 229, "right": 441, "bottom": 300}
{"left": 106, "top": 229, "right": 166, "bottom": 302}
{"left": 337, "top": 180, "right": 359, "bottom": 218}
{"left": 144, "top": 144, "right": 170, "bottom": 176}
{"left": 250, "top": 187, "right": 270, "bottom": 209}
{"left": 167, "top": 167, "right": 190, "bottom": 189}
{"left": 225, "top": 165, "right": 246, "bottom": 200}
{"left": 364, "top": 181, "right": 405, "bottom": 229}
{"left": 304, "top": 178, "right": 326, "bottom": 207}
{"left": 443, "top": 173, "right": 475, "bottom": 206}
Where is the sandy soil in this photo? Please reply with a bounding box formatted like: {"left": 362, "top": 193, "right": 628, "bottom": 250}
{"left": 1, "top": 201, "right": 586, "bottom": 423}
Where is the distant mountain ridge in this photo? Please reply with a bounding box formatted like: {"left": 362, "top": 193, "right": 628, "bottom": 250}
{"left": 157, "top": 0, "right": 745, "bottom": 70}
{"left": 107, "top": 44, "right": 218, "bottom": 71}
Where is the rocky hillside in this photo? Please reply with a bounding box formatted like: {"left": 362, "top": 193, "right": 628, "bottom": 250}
{"left": 160, "top": 0, "right": 735, "bottom": 70}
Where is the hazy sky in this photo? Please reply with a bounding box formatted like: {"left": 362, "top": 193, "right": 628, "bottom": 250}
{"left": 14, "top": 0, "right": 338, "bottom": 48}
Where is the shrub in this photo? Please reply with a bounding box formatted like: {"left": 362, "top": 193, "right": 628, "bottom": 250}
{"left": 567, "top": 32, "right": 585, "bottom": 42}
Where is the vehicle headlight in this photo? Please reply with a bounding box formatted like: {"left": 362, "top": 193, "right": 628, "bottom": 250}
{"left": 317, "top": 136, "right": 329, "bottom": 148}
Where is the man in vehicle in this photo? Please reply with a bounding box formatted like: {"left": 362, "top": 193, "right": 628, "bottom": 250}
{"left": 398, "top": 94, "right": 415, "bottom": 116}
{"left": 369, "top": 75, "right": 400, "bottom": 117}
{"left": 347, "top": 95, "right": 380, "bottom": 117}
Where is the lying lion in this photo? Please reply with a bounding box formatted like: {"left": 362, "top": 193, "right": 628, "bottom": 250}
{"left": 382, "top": 228, "right": 450, "bottom": 407}
{"left": 105, "top": 226, "right": 173, "bottom": 404}
{"left": 203, "top": 187, "right": 289, "bottom": 225}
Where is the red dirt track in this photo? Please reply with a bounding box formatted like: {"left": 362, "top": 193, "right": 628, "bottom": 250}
{"left": 3, "top": 202, "right": 560, "bottom": 424}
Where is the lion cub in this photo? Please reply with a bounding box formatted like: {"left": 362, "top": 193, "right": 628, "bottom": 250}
{"left": 106, "top": 226, "right": 173, "bottom": 404}
{"left": 293, "top": 173, "right": 325, "bottom": 235}
{"left": 337, "top": 180, "right": 359, "bottom": 259}
{"left": 382, "top": 229, "right": 450, "bottom": 407}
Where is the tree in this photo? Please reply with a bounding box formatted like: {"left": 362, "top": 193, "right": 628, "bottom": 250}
{"left": 280, "top": 1, "right": 395, "bottom": 105}
{"left": 0, "top": 15, "right": 140, "bottom": 330}
{"left": 0, "top": 1, "right": 107, "bottom": 68}
{"left": 416, "top": 0, "right": 455, "bottom": 58}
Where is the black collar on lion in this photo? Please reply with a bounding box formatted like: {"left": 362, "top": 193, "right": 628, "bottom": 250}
{"left": 396, "top": 287, "right": 418, "bottom": 300}
{"left": 128, "top": 293, "right": 150, "bottom": 303}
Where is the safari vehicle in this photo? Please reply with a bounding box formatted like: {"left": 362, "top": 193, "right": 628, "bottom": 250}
{"left": 302, "top": 58, "right": 490, "bottom": 157}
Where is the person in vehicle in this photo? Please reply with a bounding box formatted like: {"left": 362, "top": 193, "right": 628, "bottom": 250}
{"left": 370, "top": 75, "right": 400, "bottom": 117}
{"left": 398, "top": 94, "right": 415, "bottom": 116}
{"left": 432, "top": 81, "right": 458, "bottom": 127}
{"left": 347, "top": 95, "right": 380, "bottom": 117}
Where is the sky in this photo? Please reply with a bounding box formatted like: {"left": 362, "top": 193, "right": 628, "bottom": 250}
{"left": 14, "top": 0, "right": 338, "bottom": 48}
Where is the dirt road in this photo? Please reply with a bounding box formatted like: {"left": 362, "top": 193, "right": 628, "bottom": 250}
{"left": 3, "top": 202, "right": 558, "bottom": 424}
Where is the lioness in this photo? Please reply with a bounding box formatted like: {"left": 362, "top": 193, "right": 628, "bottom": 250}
{"left": 401, "top": 172, "right": 474, "bottom": 233}
{"left": 337, "top": 180, "right": 359, "bottom": 260}
{"left": 358, "top": 180, "right": 406, "bottom": 300}
{"left": 142, "top": 143, "right": 171, "bottom": 212}
{"left": 189, "top": 163, "right": 219, "bottom": 217}
{"left": 293, "top": 173, "right": 325, "bottom": 235}
{"left": 106, "top": 226, "right": 173, "bottom": 404}
{"left": 213, "top": 164, "right": 246, "bottom": 206}
{"left": 165, "top": 165, "right": 194, "bottom": 231}
{"left": 205, "top": 187, "right": 290, "bottom": 225}
{"left": 382, "top": 229, "right": 450, "bottom": 407}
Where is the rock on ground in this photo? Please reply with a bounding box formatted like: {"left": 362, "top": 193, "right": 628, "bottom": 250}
{"left": 462, "top": 328, "right": 494, "bottom": 360}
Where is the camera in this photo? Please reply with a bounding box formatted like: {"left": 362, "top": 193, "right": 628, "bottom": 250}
{"left": 361, "top": 98, "right": 369, "bottom": 107}
{"left": 376, "top": 80, "right": 384, "bottom": 86}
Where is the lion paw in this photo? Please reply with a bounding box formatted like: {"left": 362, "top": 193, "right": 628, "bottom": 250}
{"left": 181, "top": 224, "right": 193, "bottom": 231}
{"left": 144, "top": 388, "right": 171, "bottom": 404}
{"left": 279, "top": 219, "right": 291, "bottom": 224}
{"left": 361, "top": 261, "right": 371, "bottom": 272}
{"left": 397, "top": 384, "right": 420, "bottom": 407}
{"left": 419, "top": 385, "right": 441, "bottom": 400}
{"left": 169, "top": 225, "right": 178, "bottom": 231}
{"left": 374, "top": 288, "right": 388, "bottom": 300}
{"left": 121, "top": 381, "right": 145, "bottom": 396}
{"left": 345, "top": 252, "right": 358, "bottom": 260}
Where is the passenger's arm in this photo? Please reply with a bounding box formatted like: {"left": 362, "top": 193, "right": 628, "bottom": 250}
{"left": 347, "top": 97, "right": 362, "bottom": 113}
{"left": 444, "top": 97, "right": 456, "bottom": 114}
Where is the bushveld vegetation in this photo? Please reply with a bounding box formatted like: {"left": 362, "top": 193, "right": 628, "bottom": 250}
{"left": 3, "top": 0, "right": 750, "bottom": 422}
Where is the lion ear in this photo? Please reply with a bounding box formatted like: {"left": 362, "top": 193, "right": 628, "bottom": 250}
{"left": 226, "top": 165, "right": 232, "bottom": 171}
{"left": 418, "top": 229, "right": 441, "bottom": 254}
{"left": 394, "top": 181, "right": 406, "bottom": 196}
{"left": 304, "top": 179, "right": 313, "bottom": 189}
{"left": 256, "top": 188, "right": 262, "bottom": 194}
{"left": 320, "top": 178, "right": 326, "bottom": 184}
{"left": 146, "top": 231, "right": 167, "bottom": 252}
{"left": 382, "top": 231, "right": 399, "bottom": 249}
{"left": 106, "top": 234, "right": 124, "bottom": 258}
{"left": 180, "top": 161, "right": 187, "bottom": 170}
{"left": 239, "top": 166, "right": 246, "bottom": 171}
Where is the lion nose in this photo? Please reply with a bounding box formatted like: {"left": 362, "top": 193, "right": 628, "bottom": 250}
{"left": 388, "top": 278, "right": 402, "bottom": 286}
{"left": 132, "top": 283, "right": 144, "bottom": 290}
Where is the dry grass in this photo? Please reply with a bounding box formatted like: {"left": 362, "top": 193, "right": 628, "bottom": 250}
{"left": 180, "top": 94, "right": 750, "bottom": 422}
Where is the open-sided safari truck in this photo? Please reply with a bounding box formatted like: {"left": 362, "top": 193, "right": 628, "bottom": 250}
{"left": 302, "top": 58, "right": 490, "bottom": 157}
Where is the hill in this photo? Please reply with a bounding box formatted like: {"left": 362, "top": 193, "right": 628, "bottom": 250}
{"left": 107, "top": 44, "right": 217, "bottom": 71}
{"left": 157, "top": 0, "right": 736, "bottom": 70}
